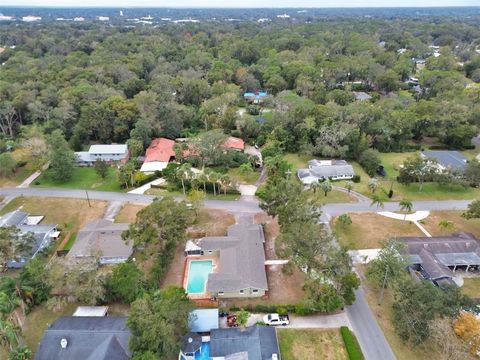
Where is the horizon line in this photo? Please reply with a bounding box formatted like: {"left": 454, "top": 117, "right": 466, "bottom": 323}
{"left": 1, "top": 5, "right": 480, "bottom": 9}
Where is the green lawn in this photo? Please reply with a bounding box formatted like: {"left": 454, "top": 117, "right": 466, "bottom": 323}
{"left": 33, "top": 167, "right": 123, "bottom": 192}
{"left": 277, "top": 328, "right": 348, "bottom": 360}
{"left": 227, "top": 167, "right": 260, "bottom": 185}
{"left": 460, "top": 278, "right": 480, "bottom": 299}
{"left": 62, "top": 233, "right": 77, "bottom": 251}
{"left": 283, "top": 153, "right": 310, "bottom": 171}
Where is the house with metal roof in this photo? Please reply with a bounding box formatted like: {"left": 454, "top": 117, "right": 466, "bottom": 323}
{"left": 297, "top": 159, "right": 355, "bottom": 184}
{"left": 353, "top": 91, "right": 372, "bottom": 101}
{"left": 210, "top": 325, "right": 280, "bottom": 360}
{"left": 421, "top": 150, "right": 468, "bottom": 172}
{"left": 399, "top": 232, "right": 480, "bottom": 286}
{"left": 75, "top": 144, "right": 129, "bottom": 166}
{"left": 0, "top": 210, "right": 59, "bottom": 268}
{"left": 243, "top": 90, "right": 268, "bottom": 104}
{"left": 35, "top": 316, "right": 132, "bottom": 360}
{"left": 186, "top": 224, "right": 268, "bottom": 298}
{"left": 67, "top": 219, "right": 132, "bottom": 265}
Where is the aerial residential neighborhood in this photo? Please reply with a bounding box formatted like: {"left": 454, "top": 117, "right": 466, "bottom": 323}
{"left": 0, "top": 5, "right": 479, "bottom": 360}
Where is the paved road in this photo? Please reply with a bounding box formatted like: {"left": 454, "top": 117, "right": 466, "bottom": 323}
{"left": 0, "top": 187, "right": 261, "bottom": 213}
{"left": 346, "top": 287, "right": 396, "bottom": 360}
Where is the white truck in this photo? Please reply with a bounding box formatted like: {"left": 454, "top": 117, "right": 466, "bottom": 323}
{"left": 263, "top": 313, "right": 290, "bottom": 326}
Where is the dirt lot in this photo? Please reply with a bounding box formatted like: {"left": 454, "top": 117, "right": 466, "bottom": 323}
{"left": 421, "top": 211, "right": 480, "bottom": 238}
{"left": 332, "top": 213, "right": 424, "bottom": 249}
{"left": 115, "top": 203, "right": 146, "bottom": 223}
{"left": 188, "top": 209, "right": 236, "bottom": 237}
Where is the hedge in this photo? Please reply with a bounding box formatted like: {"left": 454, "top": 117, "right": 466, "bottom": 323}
{"left": 340, "top": 326, "right": 364, "bottom": 360}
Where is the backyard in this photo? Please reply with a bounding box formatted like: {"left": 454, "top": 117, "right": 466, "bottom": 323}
{"left": 277, "top": 328, "right": 348, "bottom": 360}
{"left": 33, "top": 167, "right": 123, "bottom": 192}
{"left": 332, "top": 213, "right": 423, "bottom": 249}
{"left": 461, "top": 277, "right": 480, "bottom": 299}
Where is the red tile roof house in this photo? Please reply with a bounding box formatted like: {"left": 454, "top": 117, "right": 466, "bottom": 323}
{"left": 223, "top": 136, "right": 245, "bottom": 151}
{"left": 140, "top": 138, "right": 176, "bottom": 173}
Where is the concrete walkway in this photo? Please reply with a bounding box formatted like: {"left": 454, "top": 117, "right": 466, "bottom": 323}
{"left": 16, "top": 171, "right": 42, "bottom": 188}
{"left": 377, "top": 210, "right": 432, "bottom": 237}
{"left": 104, "top": 201, "right": 123, "bottom": 222}
{"left": 333, "top": 185, "right": 370, "bottom": 203}
{"left": 238, "top": 184, "right": 257, "bottom": 196}
{"left": 128, "top": 178, "right": 165, "bottom": 195}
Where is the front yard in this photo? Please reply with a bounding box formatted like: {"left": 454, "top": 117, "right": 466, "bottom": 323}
{"left": 420, "top": 211, "right": 480, "bottom": 238}
{"left": 33, "top": 167, "right": 123, "bottom": 192}
{"left": 277, "top": 328, "right": 348, "bottom": 360}
{"left": 332, "top": 213, "right": 423, "bottom": 250}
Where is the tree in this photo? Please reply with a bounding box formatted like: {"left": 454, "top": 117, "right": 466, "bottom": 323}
{"left": 345, "top": 181, "right": 354, "bottom": 193}
{"left": 48, "top": 130, "right": 75, "bottom": 183}
{"left": 309, "top": 181, "right": 321, "bottom": 194}
{"left": 398, "top": 155, "right": 438, "bottom": 191}
{"left": 438, "top": 220, "right": 455, "bottom": 231}
{"left": 118, "top": 161, "right": 137, "bottom": 189}
{"left": 370, "top": 194, "right": 384, "bottom": 209}
{"left": 430, "top": 318, "right": 471, "bottom": 360}
{"left": 236, "top": 309, "right": 249, "bottom": 327}
{"left": 454, "top": 312, "right": 480, "bottom": 355}
{"left": 368, "top": 178, "right": 378, "bottom": 193}
{"left": 93, "top": 159, "right": 108, "bottom": 179}
{"left": 337, "top": 214, "right": 352, "bottom": 227}
{"left": 359, "top": 149, "right": 381, "bottom": 177}
{"left": 462, "top": 200, "right": 480, "bottom": 220}
{"left": 320, "top": 180, "right": 332, "bottom": 197}
{"left": 0, "top": 319, "right": 19, "bottom": 352}
{"left": 208, "top": 171, "right": 219, "bottom": 196}
{"left": 186, "top": 189, "right": 205, "bottom": 215}
{"left": 8, "top": 345, "right": 32, "bottom": 360}
{"left": 238, "top": 162, "right": 253, "bottom": 175}
{"left": 218, "top": 174, "right": 232, "bottom": 196}
{"left": 0, "top": 153, "right": 16, "bottom": 177}
{"left": 366, "top": 238, "right": 409, "bottom": 289}
{"left": 106, "top": 262, "right": 145, "bottom": 304}
{"left": 464, "top": 159, "right": 480, "bottom": 188}
{"left": 0, "top": 227, "right": 34, "bottom": 269}
{"left": 127, "top": 286, "right": 193, "bottom": 359}
{"left": 176, "top": 163, "right": 192, "bottom": 196}
{"left": 399, "top": 199, "right": 413, "bottom": 220}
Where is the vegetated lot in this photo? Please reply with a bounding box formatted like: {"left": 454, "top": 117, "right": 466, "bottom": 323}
{"left": 0, "top": 197, "right": 107, "bottom": 250}
{"left": 362, "top": 281, "right": 435, "bottom": 360}
{"left": 333, "top": 213, "right": 423, "bottom": 250}
{"left": 0, "top": 165, "right": 34, "bottom": 187}
{"left": 319, "top": 190, "right": 357, "bottom": 204}
{"left": 161, "top": 209, "right": 235, "bottom": 288}
{"left": 277, "top": 328, "right": 348, "bottom": 360}
{"left": 22, "top": 302, "right": 79, "bottom": 356}
{"left": 461, "top": 278, "right": 480, "bottom": 299}
{"left": 33, "top": 167, "right": 123, "bottom": 192}
{"left": 421, "top": 211, "right": 480, "bottom": 238}
{"left": 285, "top": 152, "right": 480, "bottom": 201}
{"left": 227, "top": 166, "right": 261, "bottom": 185}
{"left": 146, "top": 187, "right": 241, "bottom": 201}
{"left": 115, "top": 203, "right": 147, "bottom": 223}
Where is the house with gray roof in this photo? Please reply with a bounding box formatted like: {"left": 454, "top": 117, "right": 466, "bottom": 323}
{"left": 421, "top": 150, "right": 468, "bottom": 172}
{"left": 67, "top": 219, "right": 132, "bottom": 265}
{"left": 187, "top": 224, "right": 268, "bottom": 298}
{"left": 210, "top": 325, "right": 280, "bottom": 360}
{"left": 0, "top": 210, "right": 58, "bottom": 268}
{"left": 35, "top": 316, "right": 131, "bottom": 360}
{"left": 297, "top": 159, "right": 355, "bottom": 185}
{"left": 353, "top": 91, "right": 372, "bottom": 101}
{"left": 399, "top": 232, "right": 480, "bottom": 286}
{"left": 75, "top": 144, "right": 129, "bottom": 166}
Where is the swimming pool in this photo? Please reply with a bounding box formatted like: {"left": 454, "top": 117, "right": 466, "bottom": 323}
{"left": 186, "top": 260, "right": 213, "bottom": 294}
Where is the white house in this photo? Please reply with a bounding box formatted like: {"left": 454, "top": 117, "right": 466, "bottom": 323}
{"left": 75, "top": 144, "right": 129, "bottom": 166}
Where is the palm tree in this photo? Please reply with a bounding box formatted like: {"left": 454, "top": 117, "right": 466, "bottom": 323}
{"left": 345, "top": 181, "right": 354, "bottom": 193}
{"left": 438, "top": 220, "right": 455, "bottom": 231}
{"left": 309, "top": 180, "right": 320, "bottom": 194}
{"left": 208, "top": 171, "right": 219, "bottom": 196}
{"left": 176, "top": 163, "right": 192, "bottom": 196}
{"left": 370, "top": 194, "right": 385, "bottom": 210}
{"left": 399, "top": 199, "right": 413, "bottom": 220}
{"left": 320, "top": 180, "right": 332, "bottom": 197}
{"left": 368, "top": 178, "right": 378, "bottom": 193}
{"left": 219, "top": 174, "right": 231, "bottom": 196}
{"left": 197, "top": 172, "right": 208, "bottom": 194}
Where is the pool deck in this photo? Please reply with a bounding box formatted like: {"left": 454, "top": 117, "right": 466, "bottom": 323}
{"left": 183, "top": 256, "right": 219, "bottom": 300}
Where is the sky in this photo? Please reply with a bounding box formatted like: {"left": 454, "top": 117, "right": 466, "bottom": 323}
{"left": 2, "top": 0, "right": 480, "bottom": 8}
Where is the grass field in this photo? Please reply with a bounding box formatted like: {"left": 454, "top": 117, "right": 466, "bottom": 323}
{"left": 421, "top": 211, "right": 480, "bottom": 238}
{"left": 461, "top": 278, "right": 480, "bottom": 299}
{"left": 284, "top": 152, "right": 480, "bottom": 201}
{"left": 227, "top": 167, "right": 261, "bottom": 185}
{"left": 33, "top": 167, "right": 123, "bottom": 192}
{"left": 115, "top": 204, "right": 147, "bottom": 223}
{"left": 277, "top": 328, "right": 348, "bottom": 360}
{"left": 332, "top": 213, "right": 423, "bottom": 249}
{"left": 0, "top": 197, "right": 107, "bottom": 251}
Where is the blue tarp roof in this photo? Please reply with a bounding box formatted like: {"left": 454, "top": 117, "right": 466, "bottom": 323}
{"left": 190, "top": 309, "right": 219, "bottom": 333}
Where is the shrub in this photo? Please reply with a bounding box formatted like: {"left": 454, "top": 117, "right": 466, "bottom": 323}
{"left": 359, "top": 149, "right": 381, "bottom": 177}
{"left": 340, "top": 326, "right": 364, "bottom": 360}
{"left": 295, "top": 302, "right": 314, "bottom": 316}
{"left": 352, "top": 175, "right": 361, "bottom": 183}
{"left": 276, "top": 306, "right": 288, "bottom": 315}
{"left": 387, "top": 189, "right": 394, "bottom": 198}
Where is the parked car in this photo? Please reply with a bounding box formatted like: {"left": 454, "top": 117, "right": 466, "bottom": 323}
{"left": 263, "top": 313, "right": 290, "bottom": 326}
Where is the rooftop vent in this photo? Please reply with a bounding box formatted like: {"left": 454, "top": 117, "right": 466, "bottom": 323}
{"left": 188, "top": 337, "right": 193, "bottom": 343}
{"left": 60, "top": 338, "right": 68, "bottom": 349}
{"left": 272, "top": 355, "right": 278, "bottom": 360}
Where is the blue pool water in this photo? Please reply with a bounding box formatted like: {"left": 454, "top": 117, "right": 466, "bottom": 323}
{"left": 186, "top": 260, "right": 213, "bottom": 294}
{"left": 195, "top": 343, "right": 210, "bottom": 360}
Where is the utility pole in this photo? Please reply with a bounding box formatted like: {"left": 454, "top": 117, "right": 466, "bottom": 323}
{"left": 378, "top": 265, "right": 389, "bottom": 306}
{"left": 85, "top": 190, "right": 91, "bottom": 208}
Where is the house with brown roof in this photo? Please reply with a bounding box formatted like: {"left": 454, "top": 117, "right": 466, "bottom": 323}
{"left": 223, "top": 136, "right": 245, "bottom": 151}
{"left": 140, "top": 138, "right": 176, "bottom": 173}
